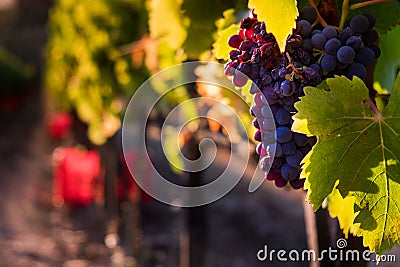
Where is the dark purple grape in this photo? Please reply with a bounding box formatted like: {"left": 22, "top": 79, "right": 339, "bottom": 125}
{"left": 311, "top": 33, "right": 327, "bottom": 50}
{"left": 272, "top": 157, "right": 284, "bottom": 169}
{"left": 280, "top": 80, "right": 295, "bottom": 96}
{"left": 296, "top": 20, "right": 312, "bottom": 37}
{"left": 321, "top": 55, "right": 337, "bottom": 72}
{"left": 283, "top": 104, "right": 296, "bottom": 113}
{"left": 324, "top": 38, "right": 341, "bottom": 55}
{"left": 301, "top": 38, "right": 312, "bottom": 51}
{"left": 293, "top": 133, "right": 309, "bottom": 147}
{"left": 346, "top": 36, "right": 362, "bottom": 50}
{"left": 354, "top": 47, "right": 375, "bottom": 66}
{"left": 275, "top": 107, "right": 291, "bottom": 125}
{"left": 228, "top": 34, "right": 242, "bottom": 49}
{"left": 346, "top": 63, "right": 367, "bottom": 80}
{"left": 275, "top": 126, "right": 292, "bottom": 143}
{"left": 254, "top": 129, "right": 262, "bottom": 142}
{"left": 350, "top": 15, "right": 369, "bottom": 34}
{"left": 281, "top": 163, "right": 299, "bottom": 181}
{"left": 290, "top": 178, "right": 305, "bottom": 189}
{"left": 322, "top": 26, "right": 337, "bottom": 40}
{"left": 362, "top": 29, "right": 379, "bottom": 44}
{"left": 286, "top": 150, "right": 304, "bottom": 167}
{"left": 239, "top": 40, "right": 255, "bottom": 52}
{"left": 363, "top": 13, "right": 376, "bottom": 28}
{"left": 303, "top": 67, "right": 321, "bottom": 85}
{"left": 252, "top": 118, "right": 260, "bottom": 129}
{"left": 282, "top": 140, "right": 296, "bottom": 156}
{"left": 337, "top": 46, "right": 355, "bottom": 64}
{"left": 367, "top": 45, "right": 381, "bottom": 58}
{"left": 274, "top": 176, "right": 288, "bottom": 187}
{"left": 300, "top": 6, "right": 317, "bottom": 24}
{"left": 309, "top": 64, "right": 321, "bottom": 74}
{"left": 266, "top": 168, "right": 281, "bottom": 181}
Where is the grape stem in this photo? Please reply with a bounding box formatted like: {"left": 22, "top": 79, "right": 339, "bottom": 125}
{"left": 339, "top": 0, "right": 390, "bottom": 29}
{"left": 375, "top": 93, "right": 391, "bottom": 98}
{"left": 308, "top": 0, "right": 328, "bottom": 27}
{"left": 369, "top": 98, "right": 381, "bottom": 116}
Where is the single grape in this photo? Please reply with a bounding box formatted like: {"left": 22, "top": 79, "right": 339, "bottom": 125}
{"left": 304, "top": 67, "right": 321, "bottom": 85}
{"left": 232, "top": 73, "right": 248, "bottom": 87}
{"left": 228, "top": 34, "right": 243, "bottom": 49}
{"left": 350, "top": 15, "right": 369, "bottom": 34}
{"left": 362, "top": 29, "right": 379, "bottom": 44}
{"left": 275, "top": 126, "right": 292, "bottom": 143}
{"left": 346, "top": 63, "right": 367, "bottom": 80}
{"left": 286, "top": 150, "right": 304, "bottom": 168}
{"left": 293, "top": 133, "right": 309, "bottom": 147}
{"left": 321, "top": 55, "right": 337, "bottom": 72}
{"left": 337, "top": 46, "right": 355, "bottom": 64}
{"left": 309, "top": 63, "right": 321, "bottom": 74}
{"left": 239, "top": 40, "right": 255, "bottom": 52}
{"left": 254, "top": 129, "right": 262, "bottom": 142}
{"left": 346, "top": 36, "right": 363, "bottom": 50}
{"left": 301, "top": 38, "right": 312, "bottom": 51}
{"left": 280, "top": 80, "right": 295, "bottom": 97}
{"left": 290, "top": 178, "right": 305, "bottom": 189}
{"left": 275, "top": 107, "right": 291, "bottom": 125}
{"left": 311, "top": 33, "right": 327, "bottom": 50}
{"left": 324, "top": 38, "right": 341, "bottom": 55}
{"left": 312, "top": 29, "right": 322, "bottom": 36}
{"left": 296, "top": 20, "right": 312, "bottom": 37}
{"left": 272, "top": 157, "right": 284, "bottom": 169}
{"left": 367, "top": 45, "right": 381, "bottom": 58}
{"left": 266, "top": 168, "right": 281, "bottom": 181}
{"left": 363, "top": 13, "right": 376, "bottom": 28}
{"left": 274, "top": 176, "right": 288, "bottom": 187}
{"left": 322, "top": 26, "right": 337, "bottom": 40}
{"left": 354, "top": 47, "right": 375, "bottom": 66}
{"left": 256, "top": 143, "right": 268, "bottom": 157}
{"left": 281, "top": 163, "right": 299, "bottom": 181}
{"left": 300, "top": 6, "right": 317, "bottom": 24}
{"left": 252, "top": 118, "right": 260, "bottom": 129}
{"left": 282, "top": 140, "right": 296, "bottom": 156}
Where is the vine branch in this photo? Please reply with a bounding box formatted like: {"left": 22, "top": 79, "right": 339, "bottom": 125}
{"left": 308, "top": 0, "right": 328, "bottom": 27}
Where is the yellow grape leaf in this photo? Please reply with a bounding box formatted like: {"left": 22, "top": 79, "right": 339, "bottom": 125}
{"left": 213, "top": 24, "right": 241, "bottom": 60}
{"left": 327, "top": 187, "right": 359, "bottom": 239}
{"left": 248, "top": 0, "right": 298, "bottom": 53}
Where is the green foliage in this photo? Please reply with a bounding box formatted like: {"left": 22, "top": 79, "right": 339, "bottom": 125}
{"left": 0, "top": 47, "right": 34, "bottom": 94}
{"left": 293, "top": 75, "right": 400, "bottom": 254}
{"left": 248, "top": 0, "right": 298, "bottom": 52}
{"left": 374, "top": 26, "right": 400, "bottom": 93}
{"left": 45, "top": 0, "right": 148, "bottom": 145}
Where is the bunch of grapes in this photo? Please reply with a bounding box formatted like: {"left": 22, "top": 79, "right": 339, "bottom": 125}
{"left": 224, "top": 6, "right": 380, "bottom": 189}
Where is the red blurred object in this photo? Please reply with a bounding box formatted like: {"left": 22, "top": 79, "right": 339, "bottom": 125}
{"left": 117, "top": 151, "right": 152, "bottom": 203}
{"left": 47, "top": 112, "right": 73, "bottom": 140}
{"left": 52, "top": 147, "right": 101, "bottom": 207}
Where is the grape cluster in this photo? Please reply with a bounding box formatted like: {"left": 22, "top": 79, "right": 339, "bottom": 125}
{"left": 224, "top": 7, "right": 380, "bottom": 189}
{"left": 288, "top": 9, "right": 380, "bottom": 80}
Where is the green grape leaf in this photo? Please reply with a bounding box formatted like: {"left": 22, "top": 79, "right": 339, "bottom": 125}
{"left": 213, "top": 24, "right": 241, "bottom": 60}
{"left": 293, "top": 75, "right": 400, "bottom": 254}
{"left": 248, "top": 0, "right": 298, "bottom": 53}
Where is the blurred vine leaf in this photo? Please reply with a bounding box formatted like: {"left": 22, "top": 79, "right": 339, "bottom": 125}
{"left": 374, "top": 26, "right": 400, "bottom": 94}
{"left": 46, "top": 0, "right": 148, "bottom": 145}
{"left": 248, "top": 0, "right": 298, "bottom": 52}
{"left": 293, "top": 75, "right": 400, "bottom": 254}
